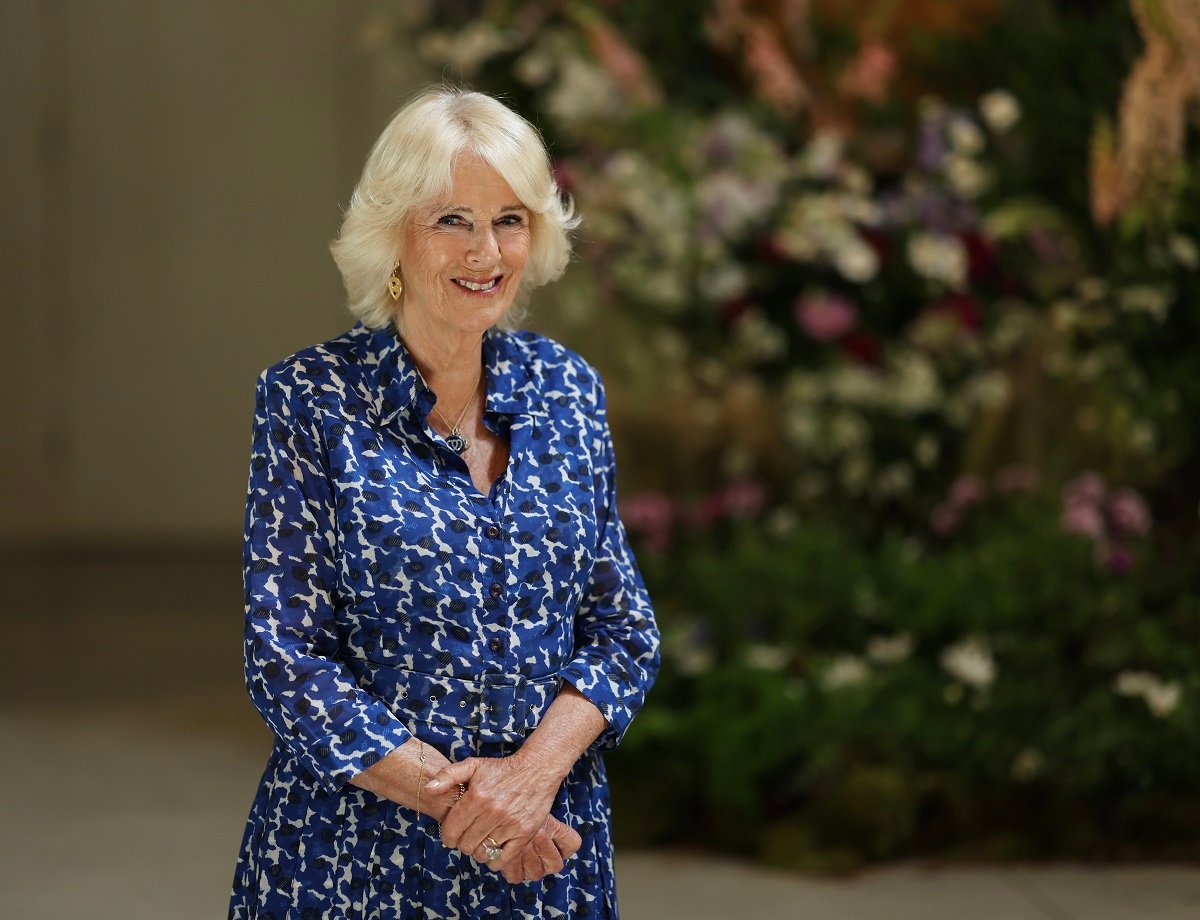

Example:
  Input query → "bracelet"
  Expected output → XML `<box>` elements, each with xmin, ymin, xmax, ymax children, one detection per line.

<box><xmin>415</xmin><ymin>739</ymin><xmax>427</xmax><ymax>816</ymax></box>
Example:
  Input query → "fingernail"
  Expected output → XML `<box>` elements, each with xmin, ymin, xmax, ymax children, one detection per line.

<box><xmin>426</xmin><ymin>779</ymin><xmax>441</xmax><ymax>789</ymax></box>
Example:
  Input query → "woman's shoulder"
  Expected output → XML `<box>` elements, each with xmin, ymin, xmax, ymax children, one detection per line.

<box><xmin>495</xmin><ymin>328</ymin><xmax>605</xmax><ymax>400</ymax></box>
<box><xmin>257</xmin><ymin>322</ymin><xmax>370</xmax><ymax>386</ymax></box>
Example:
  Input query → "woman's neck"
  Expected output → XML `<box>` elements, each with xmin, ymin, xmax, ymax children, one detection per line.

<box><xmin>396</xmin><ymin>311</ymin><xmax>486</xmax><ymax>419</ymax></box>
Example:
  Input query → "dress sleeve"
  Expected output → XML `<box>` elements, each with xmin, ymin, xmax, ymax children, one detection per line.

<box><xmin>558</xmin><ymin>368</ymin><xmax>662</xmax><ymax>751</ymax></box>
<box><xmin>242</xmin><ymin>367</ymin><xmax>412</xmax><ymax>792</ymax></box>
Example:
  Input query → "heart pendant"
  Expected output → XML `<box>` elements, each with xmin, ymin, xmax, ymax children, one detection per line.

<box><xmin>446</xmin><ymin>433</ymin><xmax>468</xmax><ymax>454</ymax></box>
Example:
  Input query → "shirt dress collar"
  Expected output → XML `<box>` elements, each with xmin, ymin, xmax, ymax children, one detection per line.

<box><xmin>360</xmin><ymin>320</ymin><xmax>545</xmax><ymax>429</ymax></box>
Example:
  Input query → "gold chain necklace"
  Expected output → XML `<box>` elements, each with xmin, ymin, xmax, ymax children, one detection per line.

<box><xmin>430</xmin><ymin>369</ymin><xmax>482</xmax><ymax>454</ymax></box>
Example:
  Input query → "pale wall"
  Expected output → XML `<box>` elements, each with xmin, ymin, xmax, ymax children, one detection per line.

<box><xmin>1</xmin><ymin>1</ymin><xmax>419</xmax><ymax>547</ymax></box>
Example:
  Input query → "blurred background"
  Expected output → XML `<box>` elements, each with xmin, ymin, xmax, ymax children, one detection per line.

<box><xmin>4</xmin><ymin>0</ymin><xmax>1200</xmax><ymax>917</ymax></box>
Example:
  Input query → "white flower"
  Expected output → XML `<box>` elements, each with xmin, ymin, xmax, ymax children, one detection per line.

<box><xmin>888</xmin><ymin>351</ymin><xmax>942</xmax><ymax>415</ymax></box>
<box><xmin>1168</xmin><ymin>234</ymin><xmax>1199</xmax><ymax>270</ymax></box>
<box><xmin>946</xmin><ymin>155</ymin><xmax>991</xmax><ymax>199</ymax></box>
<box><xmin>1114</xmin><ymin>670</ymin><xmax>1182</xmax><ymax>718</ymax></box>
<box><xmin>822</xmin><ymin>655</ymin><xmax>870</xmax><ymax>690</ymax></box>
<box><xmin>799</xmin><ymin>131</ymin><xmax>844</xmax><ymax>179</ymax></box>
<box><xmin>766</xmin><ymin>506</ymin><xmax>799</xmax><ymax>538</ymax></box>
<box><xmin>699</xmin><ymin>261</ymin><xmax>750</xmax><ymax>302</ymax></box>
<box><xmin>745</xmin><ymin>643</ymin><xmax>789</xmax><ymax>671</ymax></box>
<box><xmin>545</xmin><ymin>56</ymin><xmax>622</xmax><ymax>126</ymax></box>
<box><xmin>419</xmin><ymin>23</ymin><xmax>509</xmax><ymax>76</ymax></box>
<box><xmin>979</xmin><ymin>90</ymin><xmax>1020</xmax><ymax>134</ymax></box>
<box><xmin>829</xmin><ymin>411</ymin><xmax>871</xmax><ymax>452</ymax></box>
<box><xmin>839</xmin><ymin>451</ymin><xmax>872</xmax><ymax>495</ymax></box>
<box><xmin>940</xmin><ymin>637</ymin><xmax>996</xmax><ymax>689</ymax></box>
<box><xmin>1011</xmin><ymin>747</ymin><xmax>1045</xmax><ymax>782</ymax></box>
<box><xmin>875</xmin><ymin>462</ymin><xmax>915</xmax><ymax>498</ymax></box>
<box><xmin>962</xmin><ymin>371</ymin><xmax>1011</xmax><ymax>410</ymax></box>
<box><xmin>834</xmin><ymin>237</ymin><xmax>880</xmax><ymax>282</ymax></box>
<box><xmin>515</xmin><ymin>48</ymin><xmax>554</xmax><ymax>85</ymax></box>
<box><xmin>914</xmin><ymin>434</ymin><xmax>940</xmax><ymax>468</ymax></box>
<box><xmin>866</xmin><ymin>633</ymin><xmax>914</xmax><ymax>664</ymax></box>
<box><xmin>948</xmin><ymin>118</ymin><xmax>985</xmax><ymax>156</ymax></box>
<box><xmin>733</xmin><ymin>308</ymin><xmax>788</xmax><ymax>362</ymax></box>
<box><xmin>1118</xmin><ymin>285</ymin><xmax>1172</xmax><ymax>322</ymax></box>
<box><xmin>675</xmin><ymin>646</ymin><xmax>714</xmax><ymax>677</ymax></box>
<box><xmin>1145</xmin><ymin>681</ymin><xmax>1182</xmax><ymax>718</ymax></box>
<box><xmin>908</xmin><ymin>232</ymin><xmax>969</xmax><ymax>289</ymax></box>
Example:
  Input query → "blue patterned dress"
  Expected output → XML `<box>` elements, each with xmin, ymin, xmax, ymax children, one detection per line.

<box><xmin>228</xmin><ymin>320</ymin><xmax>660</xmax><ymax>919</ymax></box>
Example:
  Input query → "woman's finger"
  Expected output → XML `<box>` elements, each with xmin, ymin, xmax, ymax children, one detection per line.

<box><xmin>425</xmin><ymin>758</ymin><xmax>478</xmax><ymax>794</ymax></box>
<box><xmin>529</xmin><ymin>825</ymin><xmax>565</xmax><ymax>876</ymax></box>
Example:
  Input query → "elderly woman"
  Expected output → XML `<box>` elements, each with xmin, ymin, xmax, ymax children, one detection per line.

<box><xmin>228</xmin><ymin>87</ymin><xmax>660</xmax><ymax>919</ymax></box>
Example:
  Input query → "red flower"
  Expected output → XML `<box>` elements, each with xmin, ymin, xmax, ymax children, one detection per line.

<box><xmin>963</xmin><ymin>231</ymin><xmax>997</xmax><ymax>284</ymax></box>
<box><xmin>929</xmin><ymin>292</ymin><xmax>983</xmax><ymax>332</ymax></box>
<box><xmin>840</xmin><ymin>330</ymin><xmax>882</xmax><ymax>366</ymax></box>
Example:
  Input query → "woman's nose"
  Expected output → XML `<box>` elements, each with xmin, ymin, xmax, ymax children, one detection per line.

<box><xmin>466</xmin><ymin>224</ymin><xmax>500</xmax><ymax>265</ymax></box>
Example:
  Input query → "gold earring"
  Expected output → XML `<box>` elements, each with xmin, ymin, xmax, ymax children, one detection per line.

<box><xmin>387</xmin><ymin>261</ymin><xmax>403</xmax><ymax>301</ymax></box>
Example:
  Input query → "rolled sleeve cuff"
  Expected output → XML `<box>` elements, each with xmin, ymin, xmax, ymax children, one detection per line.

<box><xmin>558</xmin><ymin>659</ymin><xmax>636</xmax><ymax>753</ymax></box>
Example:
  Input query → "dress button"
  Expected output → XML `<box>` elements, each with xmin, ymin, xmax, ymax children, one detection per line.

<box><xmin>485</xmin><ymin>525</ymin><xmax>501</xmax><ymax>539</ymax></box>
<box><xmin>489</xmin><ymin>583</ymin><xmax>503</xmax><ymax>598</ymax></box>
<box><xmin>488</xmin><ymin>637</ymin><xmax>505</xmax><ymax>655</ymax></box>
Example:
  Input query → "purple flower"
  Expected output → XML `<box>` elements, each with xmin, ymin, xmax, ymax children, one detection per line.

<box><xmin>1105</xmin><ymin>543</ymin><xmax>1134</xmax><ymax>575</ymax></box>
<box><xmin>1108</xmin><ymin>487</ymin><xmax>1151</xmax><ymax>537</ymax></box>
<box><xmin>796</xmin><ymin>292</ymin><xmax>858</xmax><ymax>342</ymax></box>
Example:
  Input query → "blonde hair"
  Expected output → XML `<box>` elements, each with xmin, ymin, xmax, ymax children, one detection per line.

<box><xmin>330</xmin><ymin>87</ymin><xmax>578</xmax><ymax>329</ymax></box>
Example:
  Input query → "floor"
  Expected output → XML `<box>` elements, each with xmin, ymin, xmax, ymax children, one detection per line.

<box><xmin>4</xmin><ymin>556</ymin><xmax>1199</xmax><ymax>919</ymax></box>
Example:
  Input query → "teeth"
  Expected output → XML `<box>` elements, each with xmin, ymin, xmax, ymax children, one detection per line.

<box><xmin>455</xmin><ymin>277</ymin><xmax>499</xmax><ymax>292</ymax></box>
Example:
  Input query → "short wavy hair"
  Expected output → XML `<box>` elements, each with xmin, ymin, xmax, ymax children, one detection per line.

<box><xmin>330</xmin><ymin>87</ymin><xmax>578</xmax><ymax>329</ymax></box>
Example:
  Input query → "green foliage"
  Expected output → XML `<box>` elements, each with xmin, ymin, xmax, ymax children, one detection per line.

<box><xmin>611</xmin><ymin>503</ymin><xmax>1200</xmax><ymax>867</ymax></box>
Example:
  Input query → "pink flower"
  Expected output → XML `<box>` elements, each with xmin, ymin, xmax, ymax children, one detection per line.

<box><xmin>722</xmin><ymin>479</ymin><xmax>767</xmax><ymax>518</ymax></box>
<box><xmin>949</xmin><ymin>473</ymin><xmax>987</xmax><ymax>508</ymax></box>
<box><xmin>744</xmin><ymin>21</ymin><xmax>809</xmax><ymax>114</ymax></box>
<box><xmin>1061</xmin><ymin>502</ymin><xmax>1106</xmax><ymax>541</ymax></box>
<box><xmin>994</xmin><ymin>464</ymin><xmax>1040</xmax><ymax>495</ymax></box>
<box><xmin>689</xmin><ymin>492</ymin><xmax>728</xmax><ymax>529</ymax></box>
<box><xmin>1108</xmin><ymin>487</ymin><xmax>1151</xmax><ymax>537</ymax></box>
<box><xmin>838</xmin><ymin>41</ymin><xmax>896</xmax><ymax>104</ymax></box>
<box><xmin>796</xmin><ymin>293</ymin><xmax>858</xmax><ymax>342</ymax></box>
<box><xmin>622</xmin><ymin>492</ymin><xmax>675</xmax><ymax>552</ymax></box>
<box><xmin>930</xmin><ymin>502</ymin><xmax>961</xmax><ymax>537</ymax></box>
<box><xmin>581</xmin><ymin>14</ymin><xmax>663</xmax><ymax>107</ymax></box>
<box><xmin>1062</xmin><ymin>471</ymin><xmax>1106</xmax><ymax>509</ymax></box>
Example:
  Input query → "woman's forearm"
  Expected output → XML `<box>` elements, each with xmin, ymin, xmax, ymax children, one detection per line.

<box><xmin>511</xmin><ymin>683</ymin><xmax>608</xmax><ymax>784</ymax></box>
<box><xmin>349</xmin><ymin>738</ymin><xmax>457</xmax><ymax>820</ymax></box>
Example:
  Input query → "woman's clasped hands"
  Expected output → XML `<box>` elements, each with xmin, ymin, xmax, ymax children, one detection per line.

<box><xmin>429</xmin><ymin>753</ymin><xmax>580</xmax><ymax>885</ymax></box>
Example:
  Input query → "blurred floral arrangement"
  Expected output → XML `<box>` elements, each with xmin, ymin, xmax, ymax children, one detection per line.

<box><xmin>379</xmin><ymin>0</ymin><xmax>1200</xmax><ymax>867</ymax></box>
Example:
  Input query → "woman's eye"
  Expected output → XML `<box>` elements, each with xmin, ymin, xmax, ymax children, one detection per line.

<box><xmin>437</xmin><ymin>214</ymin><xmax>467</xmax><ymax>227</ymax></box>
<box><xmin>497</xmin><ymin>214</ymin><xmax>525</xmax><ymax>227</ymax></box>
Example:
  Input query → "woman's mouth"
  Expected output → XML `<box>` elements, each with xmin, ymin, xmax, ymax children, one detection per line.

<box><xmin>452</xmin><ymin>275</ymin><xmax>502</xmax><ymax>293</ymax></box>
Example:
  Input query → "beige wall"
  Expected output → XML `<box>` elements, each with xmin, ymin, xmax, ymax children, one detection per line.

<box><xmin>2</xmin><ymin>1</ymin><xmax>418</xmax><ymax>548</ymax></box>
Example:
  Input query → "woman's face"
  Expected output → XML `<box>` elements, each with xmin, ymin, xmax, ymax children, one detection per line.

<box><xmin>397</xmin><ymin>153</ymin><xmax>531</xmax><ymax>339</ymax></box>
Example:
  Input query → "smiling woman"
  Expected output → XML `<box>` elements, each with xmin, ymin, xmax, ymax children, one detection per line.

<box><xmin>227</xmin><ymin>87</ymin><xmax>660</xmax><ymax>920</ymax></box>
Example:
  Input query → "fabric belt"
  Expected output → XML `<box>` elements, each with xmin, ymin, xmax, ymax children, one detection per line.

<box><xmin>353</xmin><ymin>658</ymin><xmax>562</xmax><ymax>743</ymax></box>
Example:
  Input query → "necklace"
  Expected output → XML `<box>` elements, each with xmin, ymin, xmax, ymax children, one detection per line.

<box><xmin>430</xmin><ymin>369</ymin><xmax>482</xmax><ymax>454</ymax></box>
